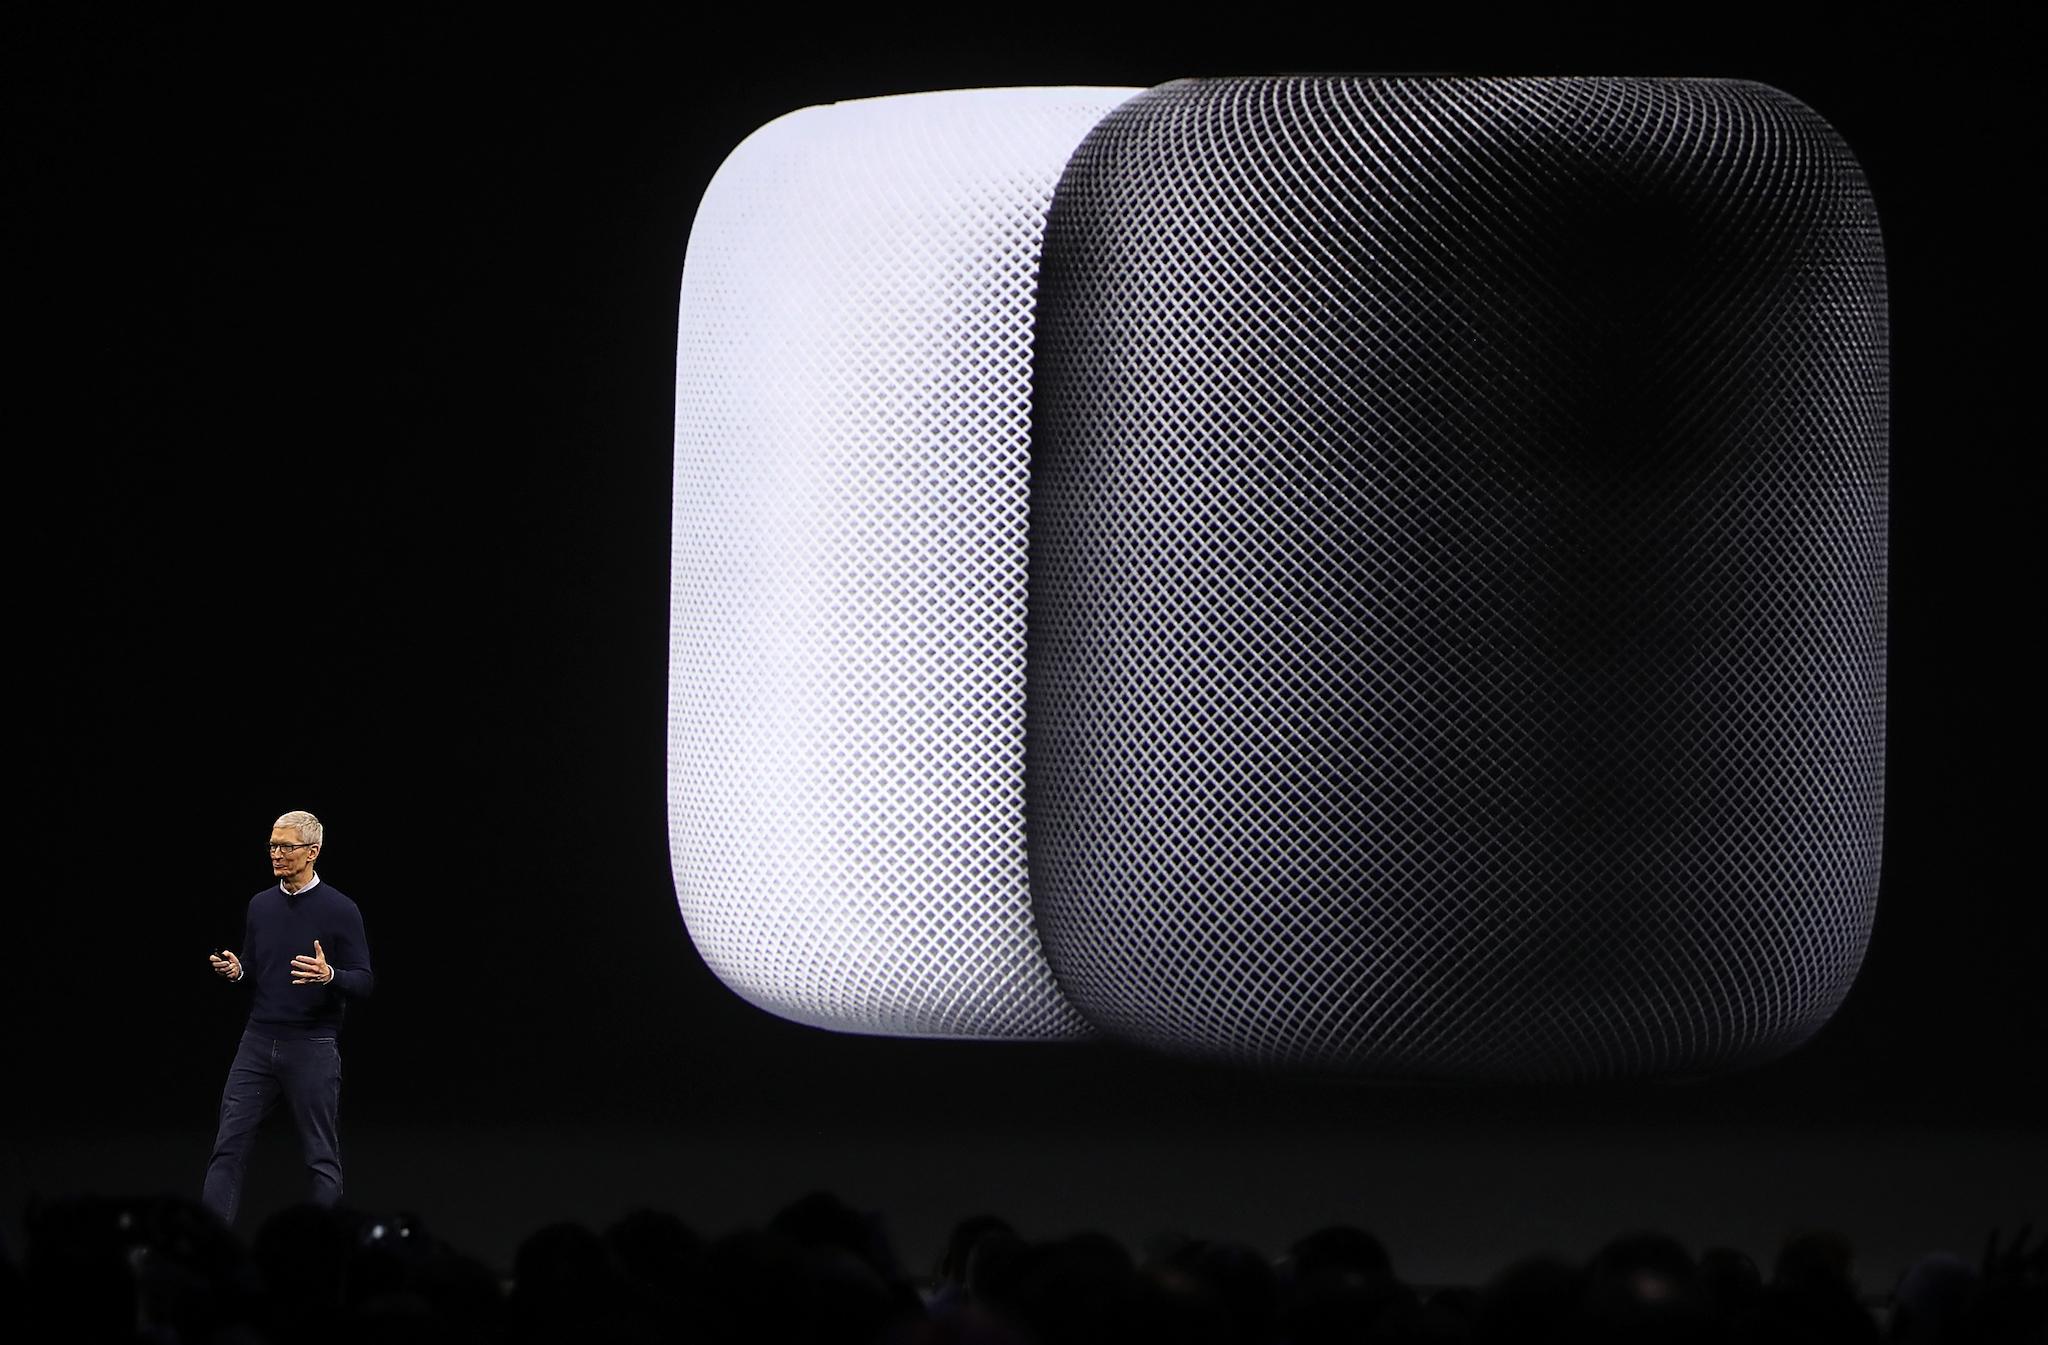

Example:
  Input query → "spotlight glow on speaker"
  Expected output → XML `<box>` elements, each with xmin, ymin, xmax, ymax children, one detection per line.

<box><xmin>669</xmin><ymin>87</ymin><xmax>1135</xmax><ymax>1037</ymax></box>
<box><xmin>1025</xmin><ymin>77</ymin><xmax>1888</xmax><ymax>1079</ymax></box>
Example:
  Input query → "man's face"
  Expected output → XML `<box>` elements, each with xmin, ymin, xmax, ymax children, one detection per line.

<box><xmin>269</xmin><ymin>826</ymin><xmax>320</xmax><ymax>887</ymax></box>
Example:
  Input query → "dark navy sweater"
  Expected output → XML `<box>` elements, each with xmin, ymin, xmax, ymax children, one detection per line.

<box><xmin>235</xmin><ymin>878</ymin><xmax>374</xmax><ymax>1038</ymax></box>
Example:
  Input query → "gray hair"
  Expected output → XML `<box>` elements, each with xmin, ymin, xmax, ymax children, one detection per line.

<box><xmin>274</xmin><ymin>811</ymin><xmax>324</xmax><ymax>847</ymax></box>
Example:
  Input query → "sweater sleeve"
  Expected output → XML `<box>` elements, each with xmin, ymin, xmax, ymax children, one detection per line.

<box><xmin>328</xmin><ymin>898</ymin><xmax>375</xmax><ymax>1000</ymax></box>
<box><xmin>232</xmin><ymin>905</ymin><xmax>252</xmax><ymax>984</ymax></box>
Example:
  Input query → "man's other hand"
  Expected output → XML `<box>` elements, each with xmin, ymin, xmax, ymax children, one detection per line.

<box><xmin>291</xmin><ymin>940</ymin><xmax>333</xmax><ymax>986</ymax></box>
<box><xmin>210</xmin><ymin>951</ymin><xmax>242</xmax><ymax>981</ymax></box>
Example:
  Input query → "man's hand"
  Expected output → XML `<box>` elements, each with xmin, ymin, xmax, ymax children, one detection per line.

<box><xmin>291</xmin><ymin>940</ymin><xmax>334</xmax><ymax>986</ymax></box>
<box><xmin>210</xmin><ymin>950</ymin><xmax>243</xmax><ymax>981</ymax></box>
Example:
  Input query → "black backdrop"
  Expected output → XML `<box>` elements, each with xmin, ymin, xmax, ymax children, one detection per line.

<box><xmin>10</xmin><ymin>7</ymin><xmax>2040</xmax><ymax>1274</ymax></box>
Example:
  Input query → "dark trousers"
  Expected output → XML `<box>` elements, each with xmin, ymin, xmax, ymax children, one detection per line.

<box><xmin>201</xmin><ymin>1028</ymin><xmax>344</xmax><ymax>1226</ymax></box>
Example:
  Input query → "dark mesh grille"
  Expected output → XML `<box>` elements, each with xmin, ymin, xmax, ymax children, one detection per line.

<box><xmin>1025</xmin><ymin>78</ymin><xmax>1887</xmax><ymax>1079</ymax></box>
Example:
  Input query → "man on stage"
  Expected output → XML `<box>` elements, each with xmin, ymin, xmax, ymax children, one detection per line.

<box><xmin>202</xmin><ymin>810</ymin><xmax>374</xmax><ymax>1226</ymax></box>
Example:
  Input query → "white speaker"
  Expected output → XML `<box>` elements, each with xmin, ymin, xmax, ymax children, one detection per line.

<box><xmin>668</xmin><ymin>87</ymin><xmax>1136</xmax><ymax>1037</ymax></box>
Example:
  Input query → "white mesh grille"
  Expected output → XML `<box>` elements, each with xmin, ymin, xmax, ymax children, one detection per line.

<box><xmin>669</xmin><ymin>88</ymin><xmax>1133</xmax><ymax>1037</ymax></box>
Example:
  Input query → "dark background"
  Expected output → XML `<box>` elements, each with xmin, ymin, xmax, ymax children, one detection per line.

<box><xmin>9</xmin><ymin>8</ymin><xmax>2038</xmax><ymax>1283</ymax></box>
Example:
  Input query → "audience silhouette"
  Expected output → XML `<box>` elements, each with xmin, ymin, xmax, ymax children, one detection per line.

<box><xmin>5</xmin><ymin>1191</ymin><xmax>2041</xmax><ymax>1342</ymax></box>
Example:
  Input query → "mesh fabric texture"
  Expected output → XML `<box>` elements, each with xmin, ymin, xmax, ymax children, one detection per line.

<box><xmin>1026</xmin><ymin>77</ymin><xmax>1888</xmax><ymax>1078</ymax></box>
<box><xmin>671</xmin><ymin>88</ymin><xmax>1134</xmax><ymax>1038</ymax></box>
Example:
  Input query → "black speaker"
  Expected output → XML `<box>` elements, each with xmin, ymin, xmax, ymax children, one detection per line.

<box><xmin>1025</xmin><ymin>77</ymin><xmax>1887</xmax><ymax>1079</ymax></box>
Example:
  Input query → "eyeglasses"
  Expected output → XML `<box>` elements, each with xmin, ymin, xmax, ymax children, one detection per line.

<box><xmin>267</xmin><ymin>842</ymin><xmax>316</xmax><ymax>854</ymax></box>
